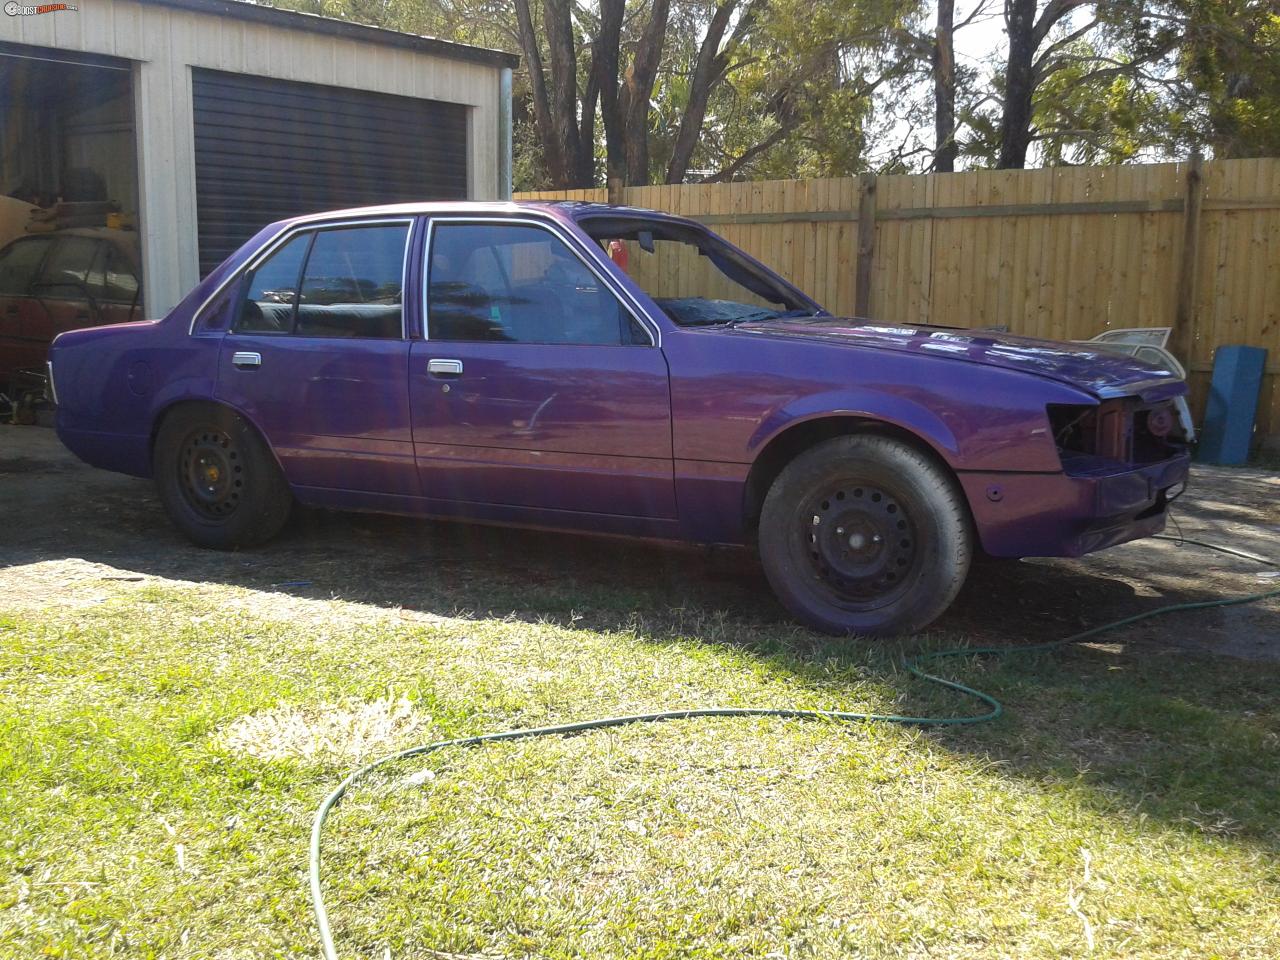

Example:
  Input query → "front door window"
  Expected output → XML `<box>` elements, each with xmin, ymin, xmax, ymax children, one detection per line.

<box><xmin>427</xmin><ymin>222</ymin><xmax>649</xmax><ymax>345</ymax></box>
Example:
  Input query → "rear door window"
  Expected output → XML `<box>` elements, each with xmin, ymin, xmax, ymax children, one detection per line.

<box><xmin>295</xmin><ymin>225</ymin><xmax>408</xmax><ymax>339</ymax></box>
<box><xmin>102</xmin><ymin>245</ymin><xmax>140</xmax><ymax>303</ymax></box>
<box><xmin>235</xmin><ymin>223</ymin><xmax>409</xmax><ymax>338</ymax></box>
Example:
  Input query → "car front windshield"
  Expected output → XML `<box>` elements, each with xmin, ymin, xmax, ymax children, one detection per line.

<box><xmin>578</xmin><ymin>216</ymin><xmax>819</xmax><ymax>327</ymax></box>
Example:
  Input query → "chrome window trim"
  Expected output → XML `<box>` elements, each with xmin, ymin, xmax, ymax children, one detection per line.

<box><xmin>188</xmin><ymin>216</ymin><xmax>416</xmax><ymax>339</ymax></box>
<box><xmin>420</xmin><ymin>215</ymin><xmax>660</xmax><ymax>348</ymax></box>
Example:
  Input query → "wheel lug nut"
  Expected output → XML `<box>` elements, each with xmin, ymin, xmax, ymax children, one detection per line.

<box><xmin>836</xmin><ymin>527</ymin><xmax>844</xmax><ymax>535</ymax></box>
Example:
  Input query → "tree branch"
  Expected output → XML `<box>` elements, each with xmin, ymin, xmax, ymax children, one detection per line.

<box><xmin>704</xmin><ymin>114</ymin><xmax>804</xmax><ymax>181</ymax></box>
<box><xmin>1031</xmin><ymin>0</ymin><xmax>1092</xmax><ymax>48</ymax></box>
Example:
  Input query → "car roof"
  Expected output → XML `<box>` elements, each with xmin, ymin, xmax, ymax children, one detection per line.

<box><xmin>267</xmin><ymin>200</ymin><xmax>696</xmax><ymax>230</ymax></box>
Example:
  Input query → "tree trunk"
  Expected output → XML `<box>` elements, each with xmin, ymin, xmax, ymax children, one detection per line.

<box><xmin>542</xmin><ymin>0</ymin><xmax>583</xmax><ymax>187</ymax></box>
<box><xmin>595</xmin><ymin>0</ymin><xmax>626</xmax><ymax>184</ymax></box>
<box><xmin>513</xmin><ymin>0</ymin><xmax>564</xmax><ymax>184</ymax></box>
<box><xmin>618</xmin><ymin>0</ymin><xmax>671</xmax><ymax>185</ymax></box>
<box><xmin>579</xmin><ymin>68</ymin><xmax>600</xmax><ymax>186</ymax></box>
<box><xmin>664</xmin><ymin>0</ymin><xmax>739</xmax><ymax>184</ymax></box>
<box><xmin>998</xmin><ymin>0</ymin><xmax>1038</xmax><ymax>168</ymax></box>
<box><xmin>933</xmin><ymin>0</ymin><xmax>957</xmax><ymax>172</ymax></box>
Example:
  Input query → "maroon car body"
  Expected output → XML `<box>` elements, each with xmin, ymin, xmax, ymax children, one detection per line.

<box><xmin>0</xmin><ymin>227</ymin><xmax>141</xmax><ymax>388</ymax></box>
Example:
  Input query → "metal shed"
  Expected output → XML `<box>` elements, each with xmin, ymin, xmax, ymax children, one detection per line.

<box><xmin>0</xmin><ymin>0</ymin><xmax>516</xmax><ymax>326</ymax></box>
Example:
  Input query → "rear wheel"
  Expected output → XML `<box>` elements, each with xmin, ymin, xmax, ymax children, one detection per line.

<box><xmin>758</xmin><ymin>434</ymin><xmax>971</xmax><ymax>636</ymax></box>
<box><xmin>153</xmin><ymin>404</ymin><xmax>291</xmax><ymax>549</ymax></box>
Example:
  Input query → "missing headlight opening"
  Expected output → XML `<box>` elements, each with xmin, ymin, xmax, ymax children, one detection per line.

<box><xmin>1048</xmin><ymin>399</ymin><xmax>1187</xmax><ymax>470</ymax></box>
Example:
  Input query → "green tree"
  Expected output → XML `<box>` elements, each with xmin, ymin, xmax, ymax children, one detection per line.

<box><xmin>1173</xmin><ymin>0</ymin><xmax>1280</xmax><ymax>157</ymax></box>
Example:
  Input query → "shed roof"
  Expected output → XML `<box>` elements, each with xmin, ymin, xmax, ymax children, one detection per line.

<box><xmin>149</xmin><ymin>0</ymin><xmax>520</xmax><ymax>69</ymax></box>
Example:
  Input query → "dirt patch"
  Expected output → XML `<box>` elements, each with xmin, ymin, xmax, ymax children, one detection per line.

<box><xmin>2</xmin><ymin>423</ymin><xmax>1277</xmax><ymax>659</ymax></box>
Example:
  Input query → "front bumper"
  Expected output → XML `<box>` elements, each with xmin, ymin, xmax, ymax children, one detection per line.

<box><xmin>960</xmin><ymin>452</ymin><xmax>1190</xmax><ymax>558</ymax></box>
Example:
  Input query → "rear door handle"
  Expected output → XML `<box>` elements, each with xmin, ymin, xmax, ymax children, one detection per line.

<box><xmin>427</xmin><ymin>358</ymin><xmax>463</xmax><ymax>377</ymax></box>
<box><xmin>232</xmin><ymin>351</ymin><xmax>262</xmax><ymax>369</ymax></box>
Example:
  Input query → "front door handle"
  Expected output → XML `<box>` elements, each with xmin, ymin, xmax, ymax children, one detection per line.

<box><xmin>232</xmin><ymin>351</ymin><xmax>262</xmax><ymax>369</ymax></box>
<box><xmin>427</xmin><ymin>358</ymin><xmax>463</xmax><ymax>377</ymax></box>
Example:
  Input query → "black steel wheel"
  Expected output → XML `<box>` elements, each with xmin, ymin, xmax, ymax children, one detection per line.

<box><xmin>177</xmin><ymin>427</ymin><xmax>244</xmax><ymax>520</ymax></box>
<box><xmin>759</xmin><ymin>434</ymin><xmax>972</xmax><ymax>636</ymax></box>
<box><xmin>154</xmin><ymin>404</ymin><xmax>291</xmax><ymax>549</ymax></box>
<box><xmin>802</xmin><ymin>482</ymin><xmax>919</xmax><ymax>609</ymax></box>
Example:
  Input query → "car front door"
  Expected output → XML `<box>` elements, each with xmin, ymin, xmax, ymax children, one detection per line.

<box><xmin>0</xmin><ymin>236</ymin><xmax>55</xmax><ymax>377</ymax></box>
<box><xmin>410</xmin><ymin>218</ymin><xmax>675</xmax><ymax>520</ymax></box>
<box><xmin>213</xmin><ymin>219</ymin><xmax>419</xmax><ymax>498</ymax></box>
<box><xmin>25</xmin><ymin>235</ymin><xmax>103</xmax><ymax>351</ymax></box>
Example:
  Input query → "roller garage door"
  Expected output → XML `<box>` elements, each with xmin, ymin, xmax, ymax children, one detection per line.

<box><xmin>191</xmin><ymin>69</ymin><xmax>468</xmax><ymax>276</ymax></box>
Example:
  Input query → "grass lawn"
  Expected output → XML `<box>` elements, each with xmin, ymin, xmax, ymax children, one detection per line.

<box><xmin>2</xmin><ymin>578</ymin><xmax>1279</xmax><ymax>959</ymax></box>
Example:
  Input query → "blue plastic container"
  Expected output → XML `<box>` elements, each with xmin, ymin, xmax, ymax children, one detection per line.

<box><xmin>1197</xmin><ymin>345</ymin><xmax>1267</xmax><ymax>465</ymax></box>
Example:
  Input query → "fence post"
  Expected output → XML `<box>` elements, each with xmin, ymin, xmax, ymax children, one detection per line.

<box><xmin>1171</xmin><ymin>151</ymin><xmax>1203</xmax><ymax>365</ymax></box>
<box><xmin>855</xmin><ymin>173</ymin><xmax>878</xmax><ymax>318</ymax></box>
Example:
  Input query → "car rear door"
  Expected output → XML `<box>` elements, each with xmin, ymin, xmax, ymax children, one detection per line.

<box><xmin>409</xmin><ymin>217</ymin><xmax>676</xmax><ymax>520</ymax></box>
<box><xmin>214</xmin><ymin>218</ymin><xmax>418</xmax><ymax>498</ymax></box>
<box><xmin>88</xmin><ymin>239</ymin><xmax>143</xmax><ymax>325</ymax></box>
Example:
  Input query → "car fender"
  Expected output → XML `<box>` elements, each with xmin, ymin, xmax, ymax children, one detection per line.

<box><xmin>148</xmin><ymin>376</ymin><xmax>225</xmax><ymax>437</ymax></box>
<box><xmin>748</xmin><ymin>389</ymin><xmax>962</xmax><ymax>466</ymax></box>
<box><xmin>148</xmin><ymin>386</ymin><xmax>289</xmax><ymax>478</ymax></box>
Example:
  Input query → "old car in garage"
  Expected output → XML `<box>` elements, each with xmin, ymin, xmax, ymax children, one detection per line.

<box><xmin>46</xmin><ymin>202</ymin><xmax>1191</xmax><ymax>636</ymax></box>
<box><xmin>0</xmin><ymin>227</ymin><xmax>140</xmax><ymax>393</ymax></box>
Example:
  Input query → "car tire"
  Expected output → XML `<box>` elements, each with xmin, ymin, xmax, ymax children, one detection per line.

<box><xmin>758</xmin><ymin>434</ymin><xmax>972</xmax><ymax>636</ymax></box>
<box><xmin>153</xmin><ymin>404</ymin><xmax>292</xmax><ymax>550</ymax></box>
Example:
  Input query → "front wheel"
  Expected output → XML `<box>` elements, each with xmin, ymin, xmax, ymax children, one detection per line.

<box><xmin>153</xmin><ymin>404</ymin><xmax>292</xmax><ymax>549</ymax></box>
<box><xmin>758</xmin><ymin>435</ymin><xmax>972</xmax><ymax>636</ymax></box>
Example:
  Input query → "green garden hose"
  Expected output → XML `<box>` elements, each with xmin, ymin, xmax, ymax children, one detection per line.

<box><xmin>309</xmin><ymin>539</ymin><xmax>1279</xmax><ymax>960</ymax></box>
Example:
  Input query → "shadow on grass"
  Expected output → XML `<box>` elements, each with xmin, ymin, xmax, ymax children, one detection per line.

<box><xmin>5</xmin><ymin>442</ymin><xmax>1279</xmax><ymax>856</ymax></box>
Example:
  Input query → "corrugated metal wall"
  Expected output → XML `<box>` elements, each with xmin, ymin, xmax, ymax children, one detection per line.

<box><xmin>191</xmin><ymin>70</ymin><xmax>467</xmax><ymax>275</ymax></box>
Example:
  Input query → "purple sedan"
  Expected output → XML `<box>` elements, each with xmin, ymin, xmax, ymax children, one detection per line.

<box><xmin>47</xmin><ymin>202</ymin><xmax>1190</xmax><ymax>635</ymax></box>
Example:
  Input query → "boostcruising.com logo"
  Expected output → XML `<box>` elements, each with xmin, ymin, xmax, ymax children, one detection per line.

<box><xmin>5</xmin><ymin>1</ymin><xmax>79</xmax><ymax>14</ymax></box>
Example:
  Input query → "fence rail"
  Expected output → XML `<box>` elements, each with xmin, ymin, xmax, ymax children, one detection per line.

<box><xmin>518</xmin><ymin>157</ymin><xmax>1280</xmax><ymax>445</ymax></box>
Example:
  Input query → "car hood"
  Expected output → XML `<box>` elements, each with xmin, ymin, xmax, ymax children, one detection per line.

<box><xmin>730</xmin><ymin>318</ymin><xmax>1185</xmax><ymax>400</ymax></box>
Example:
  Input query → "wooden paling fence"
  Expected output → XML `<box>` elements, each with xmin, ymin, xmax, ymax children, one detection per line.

<box><xmin>518</xmin><ymin>158</ymin><xmax>1280</xmax><ymax>446</ymax></box>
